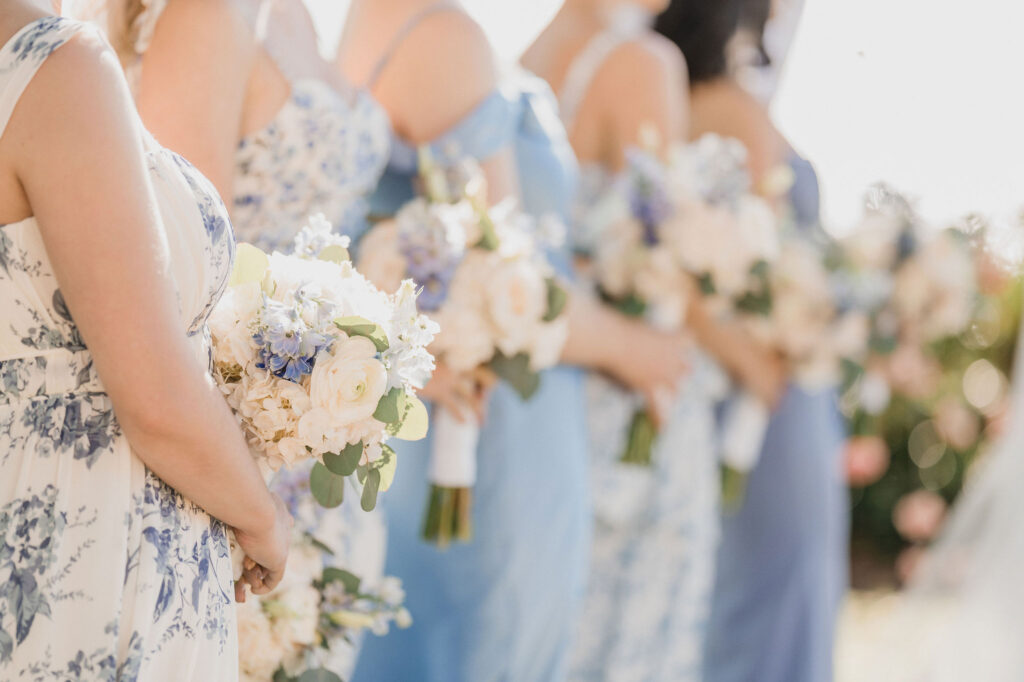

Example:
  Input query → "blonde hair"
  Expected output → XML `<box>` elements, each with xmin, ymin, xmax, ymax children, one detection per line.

<box><xmin>75</xmin><ymin>0</ymin><xmax>146</xmax><ymax>66</ymax></box>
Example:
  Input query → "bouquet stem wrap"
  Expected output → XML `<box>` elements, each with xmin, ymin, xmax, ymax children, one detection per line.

<box><xmin>718</xmin><ymin>390</ymin><xmax>770</xmax><ymax>510</ymax></box>
<box><xmin>422</xmin><ymin>407</ymin><xmax>479</xmax><ymax>546</ymax></box>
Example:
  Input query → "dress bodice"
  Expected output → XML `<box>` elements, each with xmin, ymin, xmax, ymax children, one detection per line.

<box><xmin>130</xmin><ymin>2</ymin><xmax>391</xmax><ymax>253</ymax></box>
<box><xmin>232</xmin><ymin>79</ymin><xmax>391</xmax><ymax>250</ymax></box>
<box><xmin>369</xmin><ymin>71</ymin><xmax>579</xmax><ymax>275</ymax></box>
<box><xmin>0</xmin><ymin>17</ymin><xmax>233</xmax><ymax>369</ymax></box>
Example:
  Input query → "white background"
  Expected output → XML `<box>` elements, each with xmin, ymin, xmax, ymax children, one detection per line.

<box><xmin>309</xmin><ymin>0</ymin><xmax>1024</xmax><ymax>237</ymax></box>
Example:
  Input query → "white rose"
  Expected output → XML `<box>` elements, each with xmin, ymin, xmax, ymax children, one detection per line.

<box><xmin>268</xmin><ymin>584</ymin><xmax>320</xmax><ymax>648</ymax></box>
<box><xmin>310</xmin><ymin>336</ymin><xmax>388</xmax><ymax>425</ymax></box>
<box><xmin>432</xmin><ymin>306</ymin><xmax>495</xmax><ymax>372</ymax></box>
<box><xmin>297</xmin><ymin>407</ymin><xmax>333</xmax><ymax>451</ymax></box>
<box><xmin>237</xmin><ymin>599</ymin><xmax>286</xmax><ymax>681</ymax></box>
<box><xmin>357</xmin><ymin>221</ymin><xmax>406</xmax><ymax>293</ymax></box>
<box><xmin>486</xmin><ymin>259</ymin><xmax>548</xmax><ymax>358</ymax></box>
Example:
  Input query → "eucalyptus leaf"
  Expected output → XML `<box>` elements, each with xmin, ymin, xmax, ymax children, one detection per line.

<box><xmin>474</xmin><ymin>209</ymin><xmax>500</xmax><ymax>251</ymax></box>
<box><xmin>374</xmin><ymin>387</ymin><xmax>406</xmax><ymax>424</ymax></box>
<box><xmin>376</xmin><ymin>444</ymin><xmax>398</xmax><ymax>492</ymax></box>
<box><xmin>334</xmin><ymin>316</ymin><xmax>390</xmax><ymax>352</ymax></box>
<box><xmin>322</xmin><ymin>441</ymin><xmax>363</xmax><ymax>477</ymax></box>
<box><xmin>317</xmin><ymin>245</ymin><xmax>350</xmax><ymax>264</ymax></box>
<box><xmin>297</xmin><ymin>670</ymin><xmax>343</xmax><ymax>682</ymax></box>
<box><xmin>543</xmin><ymin>278</ymin><xmax>568</xmax><ymax>322</ymax></box>
<box><xmin>310</xmin><ymin>462</ymin><xmax>345</xmax><ymax>508</ymax></box>
<box><xmin>361</xmin><ymin>468</ymin><xmax>382</xmax><ymax>512</ymax></box>
<box><xmin>488</xmin><ymin>352</ymin><xmax>541</xmax><ymax>400</ymax></box>
<box><xmin>388</xmin><ymin>394</ymin><xmax>429</xmax><ymax>441</ymax></box>
<box><xmin>321</xmin><ymin>567</ymin><xmax>361</xmax><ymax>594</ymax></box>
<box><xmin>229</xmin><ymin>243</ymin><xmax>269</xmax><ymax>287</ymax></box>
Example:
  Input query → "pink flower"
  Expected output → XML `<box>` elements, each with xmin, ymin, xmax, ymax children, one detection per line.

<box><xmin>844</xmin><ymin>436</ymin><xmax>890</xmax><ymax>487</ymax></box>
<box><xmin>893</xmin><ymin>489</ymin><xmax>947</xmax><ymax>543</ymax></box>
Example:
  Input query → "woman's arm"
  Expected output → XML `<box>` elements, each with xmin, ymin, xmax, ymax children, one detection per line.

<box><xmin>9</xmin><ymin>28</ymin><xmax>288</xmax><ymax>591</ymax></box>
<box><xmin>134</xmin><ymin>0</ymin><xmax>254</xmax><ymax>202</ymax></box>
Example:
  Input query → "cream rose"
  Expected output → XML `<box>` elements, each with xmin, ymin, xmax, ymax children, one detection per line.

<box><xmin>486</xmin><ymin>259</ymin><xmax>548</xmax><ymax>358</ymax></box>
<box><xmin>237</xmin><ymin>599</ymin><xmax>286</xmax><ymax>681</ymax></box>
<box><xmin>356</xmin><ymin>221</ymin><xmax>406</xmax><ymax>294</ymax></box>
<box><xmin>310</xmin><ymin>335</ymin><xmax>388</xmax><ymax>425</ymax></box>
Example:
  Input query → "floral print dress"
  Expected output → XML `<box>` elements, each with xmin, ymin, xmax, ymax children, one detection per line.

<box><xmin>0</xmin><ymin>17</ymin><xmax>237</xmax><ymax>682</ymax></box>
<box><xmin>129</xmin><ymin>4</ymin><xmax>393</xmax><ymax>679</ymax></box>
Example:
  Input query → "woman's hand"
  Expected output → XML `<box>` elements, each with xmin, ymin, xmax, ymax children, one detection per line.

<box><xmin>418</xmin><ymin>363</ymin><xmax>495</xmax><ymax>423</ymax></box>
<box><xmin>605</xmin><ymin>322</ymin><xmax>692</xmax><ymax>429</ymax></box>
<box><xmin>234</xmin><ymin>492</ymin><xmax>294</xmax><ymax>602</ymax></box>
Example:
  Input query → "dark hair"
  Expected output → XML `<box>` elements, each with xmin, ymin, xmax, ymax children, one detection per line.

<box><xmin>653</xmin><ymin>0</ymin><xmax>745</xmax><ymax>84</ymax></box>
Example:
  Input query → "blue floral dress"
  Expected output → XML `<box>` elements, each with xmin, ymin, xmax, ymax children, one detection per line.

<box><xmin>0</xmin><ymin>17</ymin><xmax>237</xmax><ymax>681</ymax></box>
<box><xmin>353</xmin><ymin>73</ymin><xmax>591</xmax><ymax>682</ymax></box>
<box><xmin>129</xmin><ymin>4</ymin><xmax>394</xmax><ymax>678</ymax></box>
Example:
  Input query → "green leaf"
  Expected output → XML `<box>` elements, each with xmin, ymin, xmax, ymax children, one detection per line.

<box><xmin>297</xmin><ymin>670</ymin><xmax>343</xmax><ymax>682</ymax></box>
<box><xmin>361</xmin><ymin>468</ymin><xmax>382</xmax><ymax>512</ymax></box>
<box><xmin>321</xmin><ymin>567</ymin><xmax>361</xmax><ymax>594</ymax></box>
<box><xmin>229</xmin><ymin>243</ymin><xmax>269</xmax><ymax>287</ymax></box>
<box><xmin>600</xmin><ymin>288</ymin><xmax>646</xmax><ymax>318</ymax></box>
<box><xmin>305</xmin><ymin>534</ymin><xmax>335</xmax><ymax>556</ymax></box>
<box><xmin>272</xmin><ymin>669</ymin><xmax>296</xmax><ymax>682</ymax></box>
<box><xmin>543</xmin><ymin>278</ymin><xmax>568</xmax><ymax>322</ymax></box>
<box><xmin>356</xmin><ymin>464</ymin><xmax>368</xmax><ymax>484</ymax></box>
<box><xmin>322</xmin><ymin>441</ymin><xmax>363</xmax><ymax>477</ymax></box>
<box><xmin>474</xmin><ymin>210</ymin><xmax>500</xmax><ymax>251</ymax></box>
<box><xmin>374</xmin><ymin>387</ymin><xmax>406</xmax><ymax>424</ymax></box>
<box><xmin>697</xmin><ymin>273</ymin><xmax>716</xmax><ymax>296</ymax></box>
<box><xmin>388</xmin><ymin>394</ymin><xmax>429</xmax><ymax>441</ymax></box>
<box><xmin>375</xmin><ymin>444</ymin><xmax>398</xmax><ymax>492</ymax></box>
<box><xmin>309</xmin><ymin>462</ymin><xmax>345</xmax><ymax>508</ymax></box>
<box><xmin>333</xmin><ymin>316</ymin><xmax>390</xmax><ymax>352</ymax></box>
<box><xmin>317</xmin><ymin>244</ymin><xmax>350</xmax><ymax>264</ymax></box>
<box><xmin>488</xmin><ymin>352</ymin><xmax>541</xmax><ymax>400</ymax></box>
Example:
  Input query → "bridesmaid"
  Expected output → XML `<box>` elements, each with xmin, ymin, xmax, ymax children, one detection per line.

<box><xmin>105</xmin><ymin>0</ymin><xmax>400</xmax><ymax>675</ymax></box>
<box><xmin>338</xmin><ymin>2</ymin><xmax>689</xmax><ymax>680</ymax></box>
<box><xmin>656</xmin><ymin>2</ymin><xmax>849</xmax><ymax>681</ymax></box>
<box><xmin>0</xmin><ymin>2</ymin><xmax>289</xmax><ymax>679</ymax></box>
<box><xmin>525</xmin><ymin>2</ymin><xmax>784</xmax><ymax>679</ymax></box>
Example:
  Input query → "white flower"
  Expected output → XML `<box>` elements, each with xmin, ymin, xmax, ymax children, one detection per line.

<box><xmin>209</xmin><ymin>283</ymin><xmax>262</xmax><ymax>367</ymax></box>
<box><xmin>357</xmin><ymin>221</ymin><xmax>406</xmax><ymax>293</ymax></box>
<box><xmin>309</xmin><ymin>335</ymin><xmax>388</xmax><ymax>426</ymax></box>
<box><xmin>237</xmin><ymin>599</ymin><xmax>287</xmax><ymax>681</ymax></box>
<box><xmin>267</xmin><ymin>584</ymin><xmax>321</xmax><ymax>649</ymax></box>
<box><xmin>432</xmin><ymin>305</ymin><xmax>496</xmax><ymax>372</ymax></box>
<box><xmin>377</xmin><ymin>576</ymin><xmax>406</xmax><ymax>606</ymax></box>
<box><xmin>486</xmin><ymin>259</ymin><xmax>548</xmax><ymax>358</ymax></box>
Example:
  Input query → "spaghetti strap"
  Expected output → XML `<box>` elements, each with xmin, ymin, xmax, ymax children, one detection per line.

<box><xmin>364</xmin><ymin>1</ymin><xmax>461</xmax><ymax>90</ymax></box>
<box><xmin>0</xmin><ymin>17</ymin><xmax>88</xmax><ymax>140</ymax></box>
<box><xmin>557</xmin><ymin>26</ymin><xmax>639</xmax><ymax>133</ymax></box>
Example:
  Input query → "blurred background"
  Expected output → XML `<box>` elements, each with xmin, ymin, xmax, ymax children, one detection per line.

<box><xmin>308</xmin><ymin>1</ymin><xmax>1024</xmax><ymax>678</ymax></box>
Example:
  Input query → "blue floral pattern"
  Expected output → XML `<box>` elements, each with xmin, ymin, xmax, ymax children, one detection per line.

<box><xmin>232</xmin><ymin>81</ymin><xmax>391</xmax><ymax>251</ymax></box>
<box><xmin>0</xmin><ymin>17</ymin><xmax>237</xmax><ymax>681</ymax></box>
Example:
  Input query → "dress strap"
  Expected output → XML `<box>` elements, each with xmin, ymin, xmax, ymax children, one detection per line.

<box><xmin>558</xmin><ymin>26</ymin><xmax>637</xmax><ymax>133</ymax></box>
<box><xmin>364</xmin><ymin>1</ymin><xmax>461</xmax><ymax>90</ymax></box>
<box><xmin>0</xmin><ymin>17</ymin><xmax>89</xmax><ymax>140</ymax></box>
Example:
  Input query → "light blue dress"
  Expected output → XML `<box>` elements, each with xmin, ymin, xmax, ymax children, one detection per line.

<box><xmin>704</xmin><ymin>154</ymin><xmax>849</xmax><ymax>682</ymax></box>
<box><xmin>352</xmin><ymin>74</ymin><xmax>590</xmax><ymax>682</ymax></box>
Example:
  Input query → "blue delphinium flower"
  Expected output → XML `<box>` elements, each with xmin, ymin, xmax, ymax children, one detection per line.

<box><xmin>625</xmin><ymin>148</ymin><xmax>672</xmax><ymax>246</ymax></box>
<box><xmin>253</xmin><ymin>298</ymin><xmax>332</xmax><ymax>382</ymax></box>
<box><xmin>397</xmin><ymin>206</ymin><xmax>464</xmax><ymax>312</ymax></box>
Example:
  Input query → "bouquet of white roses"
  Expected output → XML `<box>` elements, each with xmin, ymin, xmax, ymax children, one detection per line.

<box><xmin>358</xmin><ymin>154</ymin><xmax>570</xmax><ymax>546</ymax></box>
<box><xmin>237</xmin><ymin>536</ymin><xmax>410</xmax><ymax>682</ymax></box>
<box><xmin>209</xmin><ymin>215</ymin><xmax>438</xmax><ymax>524</ymax></box>
<box><xmin>581</xmin><ymin>134</ymin><xmax>778</xmax><ymax>467</ymax></box>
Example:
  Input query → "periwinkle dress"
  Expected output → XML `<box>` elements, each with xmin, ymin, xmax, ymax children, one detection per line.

<box><xmin>352</xmin><ymin>74</ymin><xmax>590</xmax><ymax>682</ymax></box>
<box><xmin>704</xmin><ymin>154</ymin><xmax>849</xmax><ymax>682</ymax></box>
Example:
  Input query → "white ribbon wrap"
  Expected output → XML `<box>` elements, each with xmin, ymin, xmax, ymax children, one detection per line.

<box><xmin>429</xmin><ymin>407</ymin><xmax>479</xmax><ymax>488</ymax></box>
<box><xmin>719</xmin><ymin>390</ymin><xmax>770</xmax><ymax>473</ymax></box>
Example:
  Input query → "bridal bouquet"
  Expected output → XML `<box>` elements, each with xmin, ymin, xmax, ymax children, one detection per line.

<box><xmin>358</xmin><ymin>154</ymin><xmax>570</xmax><ymax>546</ymax></box>
<box><xmin>209</xmin><ymin>215</ymin><xmax>438</xmax><ymax>521</ymax></box>
<box><xmin>582</xmin><ymin>134</ymin><xmax>778</xmax><ymax>467</ymax></box>
<box><xmin>237</xmin><ymin>537</ymin><xmax>411</xmax><ymax>682</ymax></box>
